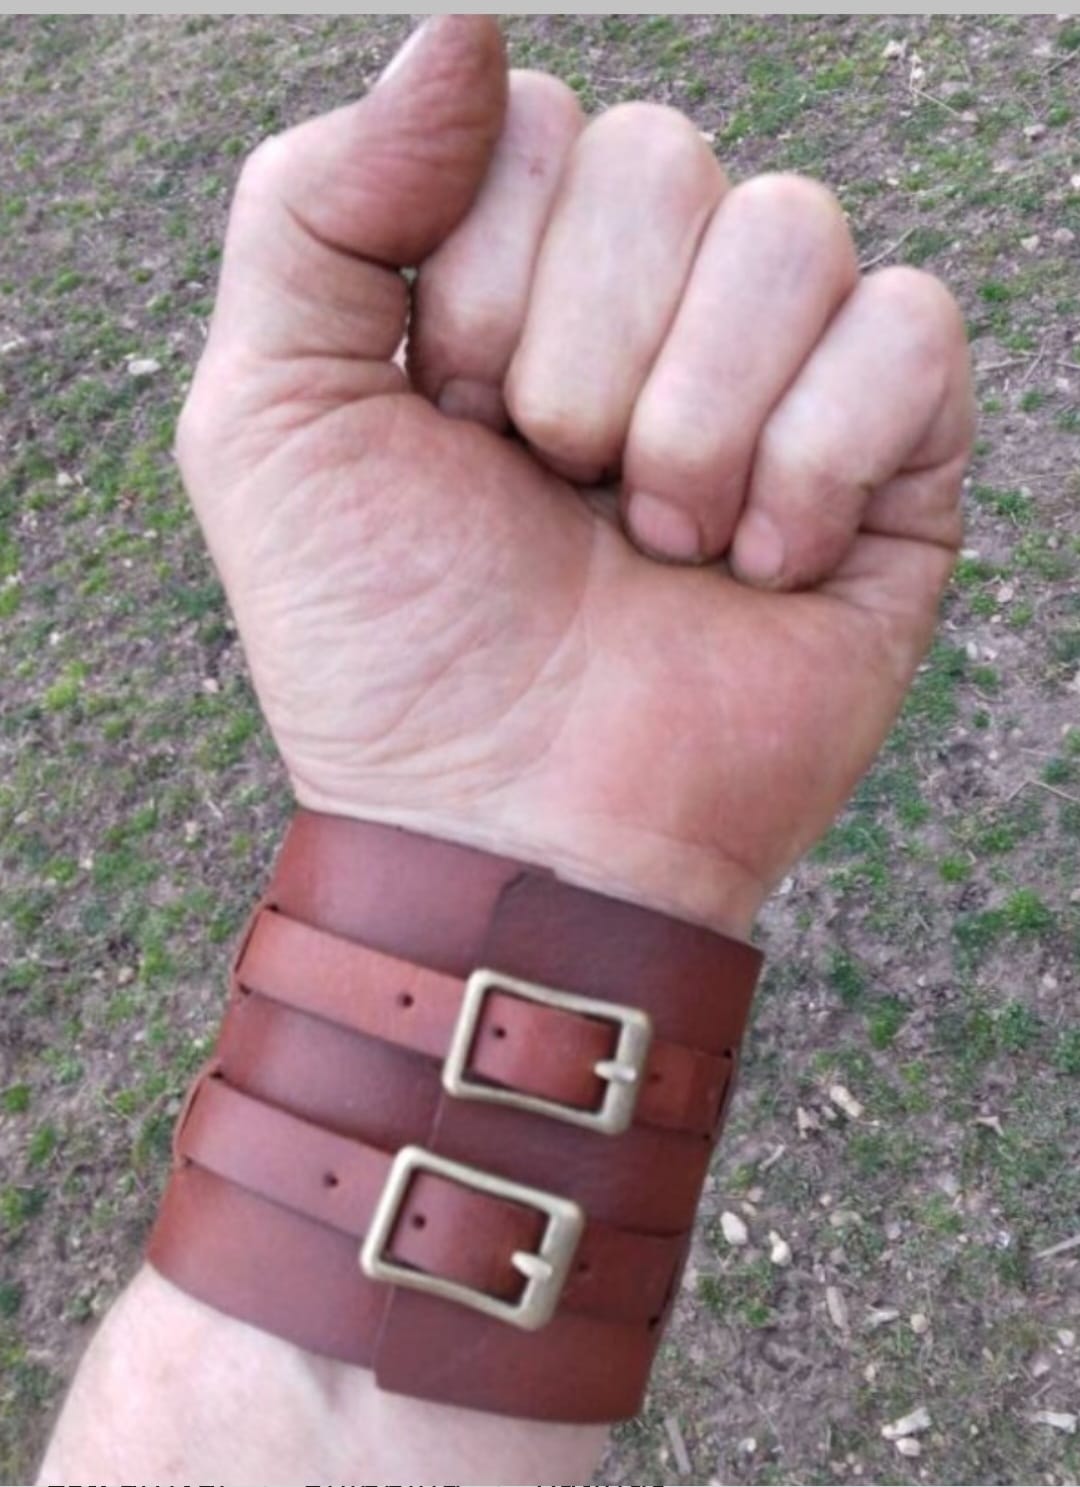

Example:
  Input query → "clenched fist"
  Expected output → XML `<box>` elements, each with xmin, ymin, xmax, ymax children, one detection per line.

<box><xmin>177</xmin><ymin>17</ymin><xmax>973</xmax><ymax>937</ymax></box>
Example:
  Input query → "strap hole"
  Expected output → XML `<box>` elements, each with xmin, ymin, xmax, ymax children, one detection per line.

<box><xmin>491</xmin><ymin>1025</ymin><xmax>507</xmax><ymax>1040</ymax></box>
<box><xmin>208</xmin><ymin>1068</ymin><xmax>224</xmax><ymax>1082</ymax></box>
<box><xmin>323</xmin><ymin>1172</ymin><xmax>339</xmax><ymax>1189</ymax></box>
<box><xmin>576</xmin><ymin>1259</ymin><xmax>591</xmax><ymax>1276</ymax></box>
<box><xmin>397</xmin><ymin>992</ymin><xmax>415</xmax><ymax>1010</ymax></box>
<box><xmin>648</xmin><ymin>1071</ymin><xmax>662</xmax><ymax>1085</ymax></box>
<box><xmin>410</xmin><ymin>1212</ymin><xmax>427</xmax><ymax>1230</ymax></box>
<box><xmin>648</xmin><ymin>1313</ymin><xmax>663</xmax><ymax>1330</ymax></box>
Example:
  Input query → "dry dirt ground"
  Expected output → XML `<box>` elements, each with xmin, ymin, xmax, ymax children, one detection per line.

<box><xmin>1</xmin><ymin>15</ymin><xmax>1079</xmax><ymax>1487</ymax></box>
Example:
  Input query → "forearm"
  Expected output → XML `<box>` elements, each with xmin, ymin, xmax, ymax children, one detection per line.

<box><xmin>39</xmin><ymin>1267</ymin><xmax>607</xmax><ymax>1485</ymax></box>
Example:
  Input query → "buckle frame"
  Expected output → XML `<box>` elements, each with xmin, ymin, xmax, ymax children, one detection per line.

<box><xmin>359</xmin><ymin>1145</ymin><xmax>584</xmax><ymax>1331</ymax></box>
<box><xmin>442</xmin><ymin>968</ymin><xmax>653</xmax><ymax>1136</ymax></box>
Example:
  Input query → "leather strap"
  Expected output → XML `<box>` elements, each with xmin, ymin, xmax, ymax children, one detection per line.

<box><xmin>147</xmin><ymin>810</ymin><xmax>763</xmax><ymax>1422</ymax></box>
<box><xmin>237</xmin><ymin>907</ymin><xmax>733</xmax><ymax>1137</ymax></box>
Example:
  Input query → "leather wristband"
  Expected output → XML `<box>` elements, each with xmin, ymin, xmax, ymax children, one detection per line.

<box><xmin>147</xmin><ymin>810</ymin><xmax>763</xmax><ymax>1421</ymax></box>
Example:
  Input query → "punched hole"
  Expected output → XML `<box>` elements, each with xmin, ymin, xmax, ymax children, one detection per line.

<box><xmin>410</xmin><ymin>1212</ymin><xmax>427</xmax><ymax>1231</ymax></box>
<box><xmin>647</xmin><ymin>1313</ymin><xmax>663</xmax><ymax>1330</ymax></box>
<box><xmin>323</xmin><ymin>1171</ymin><xmax>339</xmax><ymax>1189</ymax></box>
<box><xmin>648</xmin><ymin>1071</ymin><xmax>662</xmax><ymax>1086</ymax></box>
<box><xmin>396</xmin><ymin>991</ymin><xmax>415</xmax><ymax>1010</ymax></box>
<box><xmin>576</xmin><ymin>1259</ymin><xmax>591</xmax><ymax>1276</ymax></box>
<box><xmin>491</xmin><ymin>1025</ymin><xmax>507</xmax><ymax>1040</ymax></box>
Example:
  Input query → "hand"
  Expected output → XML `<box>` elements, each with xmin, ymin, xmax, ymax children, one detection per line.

<box><xmin>176</xmin><ymin>17</ymin><xmax>973</xmax><ymax>937</ymax></box>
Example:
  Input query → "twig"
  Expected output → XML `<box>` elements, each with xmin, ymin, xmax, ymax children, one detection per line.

<box><xmin>1044</xmin><ymin>47</ymin><xmax>1080</xmax><ymax>79</ymax></box>
<box><xmin>860</xmin><ymin>227</ymin><xmax>917</xmax><ymax>271</ymax></box>
<box><xmin>759</xmin><ymin>1143</ymin><xmax>787</xmax><ymax>1173</ymax></box>
<box><xmin>664</xmin><ymin>1415</ymin><xmax>692</xmax><ymax>1478</ymax></box>
<box><xmin>975</xmin><ymin>355</ymin><xmax>1036</xmax><ymax>374</ymax></box>
<box><xmin>1056</xmin><ymin>359</ymin><xmax>1080</xmax><ymax>374</ymax></box>
<box><xmin>1020</xmin><ymin>333</ymin><xmax>1052</xmax><ymax>387</ymax></box>
<box><xmin>1036</xmin><ymin>1232</ymin><xmax>1080</xmax><ymax>1261</ymax></box>
<box><xmin>911</xmin><ymin>87</ymin><xmax>968</xmax><ymax>120</ymax></box>
<box><xmin>1033</xmin><ymin>779</ymin><xmax>1080</xmax><ymax>805</ymax></box>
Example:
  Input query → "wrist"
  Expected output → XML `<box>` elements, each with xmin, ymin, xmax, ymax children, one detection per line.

<box><xmin>289</xmin><ymin>782</ymin><xmax>765</xmax><ymax>942</ymax></box>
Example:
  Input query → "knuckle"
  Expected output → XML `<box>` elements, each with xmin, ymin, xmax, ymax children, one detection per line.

<box><xmin>725</xmin><ymin>173</ymin><xmax>854</xmax><ymax>271</ymax></box>
<box><xmin>509</xmin><ymin>69</ymin><xmax>584</xmax><ymax>129</ymax></box>
<box><xmin>867</xmin><ymin>265</ymin><xmax>964</xmax><ymax>360</ymax></box>
<box><xmin>586</xmin><ymin>101</ymin><xmax>716</xmax><ymax>180</ymax></box>
<box><xmin>729</xmin><ymin>171</ymin><xmax>843</xmax><ymax>228</ymax></box>
<box><xmin>634</xmin><ymin>402</ymin><xmax>741</xmax><ymax>488</ymax></box>
<box><xmin>505</xmin><ymin>369</ymin><xmax>613</xmax><ymax>467</ymax></box>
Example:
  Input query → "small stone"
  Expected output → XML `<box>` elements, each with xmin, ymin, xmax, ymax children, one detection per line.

<box><xmin>201</xmin><ymin>676</ymin><xmax>220</xmax><ymax>695</ymax></box>
<box><xmin>895</xmin><ymin>1437</ymin><xmax>922</xmax><ymax>1458</ymax></box>
<box><xmin>1020</xmin><ymin>234</ymin><xmax>1040</xmax><ymax>252</ymax></box>
<box><xmin>885</xmin><ymin>1219</ymin><xmax>903</xmax><ymax>1241</ymax></box>
<box><xmin>737</xmin><ymin>1436</ymin><xmax>757</xmax><ymax>1456</ymax></box>
<box><xmin>720</xmin><ymin>1211</ymin><xmax>749</xmax><ymax>1247</ymax></box>
<box><xmin>746</xmin><ymin>1186</ymin><xmax>765</xmax><ymax>1204</ymax></box>
<box><xmin>127</xmin><ymin>357</ymin><xmax>161</xmax><ymax>378</ymax></box>
<box><xmin>867</xmin><ymin>1307</ymin><xmax>901</xmax><ymax>1329</ymax></box>
<box><xmin>975</xmin><ymin>1114</ymin><xmax>1004</xmax><ymax>1137</ymax></box>
<box><xmin>996</xmin><ymin>582</ymin><xmax>1015</xmax><ymax>603</ymax></box>
<box><xmin>826</xmin><ymin>1285</ymin><xmax>848</xmax><ymax>1331</ymax></box>
<box><xmin>882</xmin><ymin>1406</ymin><xmax>932</xmax><ymax>1440</ymax></box>
<box><xmin>864</xmin><ymin>1361</ymin><xmax>878</xmax><ymax>1383</ymax></box>
<box><xmin>796</xmin><ymin>1105</ymin><xmax>820</xmax><ymax>1138</ymax></box>
<box><xmin>829</xmin><ymin>1084</ymin><xmax>864</xmax><ymax>1121</ymax></box>
<box><xmin>829</xmin><ymin>1209</ymin><xmax>862</xmax><ymax>1229</ymax></box>
<box><xmin>769</xmin><ymin>1231</ymin><xmax>792</xmax><ymax>1267</ymax></box>
<box><xmin>1053</xmin><ymin>227</ymin><xmax>1076</xmax><ymax>246</ymax></box>
<box><xmin>117</xmin><ymin>966</ymin><xmax>134</xmax><ymax>986</ymax></box>
<box><xmin>0</xmin><ymin>335</ymin><xmax>27</xmax><ymax>355</ymax></box>
<box><xmin>1071</xmin><ymin>174</ymin><xmax>1080</xmax><ymax>191</ymax></box>
<box><xmin>183</xmin><ymin>820</ymin><xmax>200</xmax><ymax>843</ymax></box>
<box><xmin>1024</xmin><ymin>122</ymin><xmax>1047</xmax><ymax>141</ymax></box>
<box><xmin>1030</xmin><ymin>1353</ymin><xmax>1053</xmax><ymax>1378</ymax></box>
<box><xmin>1058</xmin><ymin>1328</ymin><xmax>1076</xmax><ymax>1349</ymax></box>
<box><xmin>883</xmin><ymin>38</ymin><xmax>906</xmax><ymax>59</ymax></box>
<box><xmin>56</xmin><ymin>471</ymin><xmax>74</xmax><ymax>489</ymax></box>
<box><xmin>910</xmin><ymin>1312</ymin><xmax>931</xmax><ymax>1335</ymax></box>
<box><xmin>1030</xmin><ymin>1410</ymin><xmax>1076</xmax><ymax>1434</ymax></box>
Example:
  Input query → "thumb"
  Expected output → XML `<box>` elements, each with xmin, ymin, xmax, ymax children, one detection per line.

<box><xmin>206</xmin><ymin>18</ymin><xmax>507</xmax><ymax>363</ymax></box>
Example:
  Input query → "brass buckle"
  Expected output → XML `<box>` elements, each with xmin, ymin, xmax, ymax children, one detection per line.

<box><xmin>359</xmin><ymin>1145</ymin><xmax>584</xmax><ymax>1331</ymax></box>
<box><xmin>442</xmin><ymin>968</ymin><xmax>653</xmax><ymax>1136</ymax></box>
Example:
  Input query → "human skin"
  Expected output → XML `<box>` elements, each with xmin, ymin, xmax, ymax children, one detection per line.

<box><xmin>38</xmin><ymin>17</ymin><xmax>973</xmax><ymax>1486</ymax></box>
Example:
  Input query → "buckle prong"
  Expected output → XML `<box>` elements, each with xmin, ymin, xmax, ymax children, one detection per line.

<box><xmin>593</xmin><ymin>1058</ymin><xmax>639</xmax><ymax>1086</ymax></box>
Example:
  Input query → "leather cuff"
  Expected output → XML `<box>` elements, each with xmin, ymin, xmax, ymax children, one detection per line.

<box><xmin>147</xmin><ymin>810</ymin><xmax>763</xmax><ymax>1422</ymax></box>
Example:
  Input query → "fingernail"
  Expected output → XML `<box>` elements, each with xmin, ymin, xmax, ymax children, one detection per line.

<box><xmin>626</xmin><ymin>491</ymin><xmax>703</xmax><ymax>562</ymax></box>
<box><xmin>375</xmin><ymin>20</ymin><xmax>430</xmax><ymax>89</ymax></box>
<box><xmin>732</xmin><ymin>510</ymin><xmax>785</xmax><ymax>585</ymax></box>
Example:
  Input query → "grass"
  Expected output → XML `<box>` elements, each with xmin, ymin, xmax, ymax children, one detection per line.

<box><xmin>3</xmin><ymin>13</ymin><xmax>1080</xmax><ymax>1487</ymax></box>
